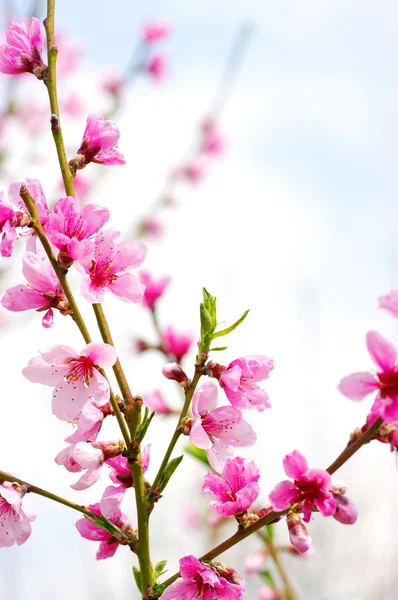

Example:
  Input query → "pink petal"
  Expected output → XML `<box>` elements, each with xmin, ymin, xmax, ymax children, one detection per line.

<box><xmin>366</xmin><ymin>330</ymin><xmax>397</xmax><ymax>372</ymax></box>
<box><xmin>283</xmin><ymin>450</ymin><xmax>308</xmax><ymax>479</ymax></box>
<box><xmin>71</xmin><ymin>466</ymin><xmax>102</xmax><ymax>490</ymax></box>
<box><xmin>96</xmin><ymin>539</ymin><xmax>119</xmax><ymax>560</ymax></box>
<box><xmin>378</xmin><ymin>290</ymin><xmax>398</xmax><ymax>317</ymax></box>
<box><xmin>338</xmin><ymin>371</ymin><xmax>379</xmax><ymax>401</ymax></box>
<box><xmin>206</xmin><ymin>444</ymin><xmax>233</xmax><ymax>472</ymax></box>
<box><xmin>190</xmin><ymin>418</ymin><xmax>212</xmax><ymax>450</ymax></box>
<box><xmin>100</xmin><ymin>485</ymin><xmax>126</xmax><ymax>519</ymax></box>
<box><xmin>2</xmin><ymin>285</ymin><xmax>45</xmax><ymax>311</ymax></box>
<box><xmin>42</xmin><ymin>308</ymin><xmax>54</xmax><ymax>328</ymax></box>
<box><xmin>269</xmin><ymin>480</ymin><xmax>299</xmax><ymax>510</ymax></box>
<box><xmin>192</xmin><ymin>380</ymin><xmax>218</xmax><ymax>417</ymax></box>
<box><xmin>235</xmin><ymin>482</ymin><xmax>261</xmax><ymax>512</ymax></box>
<box><xmin>81</xmin><ymin>274</ymin><xmax>106</xmax><ymax>303</ymax></box>
<box><xmin>220</xmin><ymin>365</ymin><xmax>242</xmax><ymax>392</ymax></box>
<box><xmin>81</xmin><ymin>342</ymin><xmax>117</xmax><ymax>368</ymax></box>
<box><xmin>108</xmin><ymin>274</ymin><xmax>145</xmax><ymax>303</ymax></box>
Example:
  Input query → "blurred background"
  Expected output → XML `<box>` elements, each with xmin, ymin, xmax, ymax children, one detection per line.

<box><xmin>0</xmin><ymin>0</ymin><xmax>398</xmax><ymax>598</ymax></box>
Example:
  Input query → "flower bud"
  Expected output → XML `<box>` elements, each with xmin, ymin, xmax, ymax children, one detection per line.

<box><xmin>286</xmin><ymin>513</ymin><xmax>312</xmax><ymax>554</ymax></box>
<box><xmin>332</xmin><ymin>494</ymin><xmax>358</xmax><ymax>525</ymax></box>
<box><xmin>162</xmin><ymin>362</ymin><xmax>189</xmax><ymax>386</ymax></box>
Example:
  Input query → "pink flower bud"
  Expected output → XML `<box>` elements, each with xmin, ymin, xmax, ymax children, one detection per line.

<box><xmin>162</xmin><ymin>362</ymin><xmax>189</xmax><ymax>386</ymax></box>
<box><xmin>332</xmin><ymin>493</ymin><xmax>358</xmax><ymax>525</ymax></box>
<box><xmin>286</xmin><ymin>514</ymin><xmax>312</xmax><ymax>554</ymax></box>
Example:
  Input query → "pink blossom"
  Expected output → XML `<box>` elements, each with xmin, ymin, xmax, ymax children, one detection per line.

<box><xmin>338</xmin><ymin>331</ymin><xmax>398</xmax><ymax>423</ymax></box>
<box><xmin>286</xmin><ymin>513</ymin><xmax>312</xmax><ymax>554</ymax></box>
<box><xmin>140</xmin><ymin>271</ymin><xmax>170</xmax><ymax>310</ymax></box>
<box><xmin>102</xmin><ymin>71</ymin><xmax>125</xmax><ymax>96</ymax></box>
<box><xmin>217</xmin><ymin>355</ymin><xmax>274</xmax><ymax>412</ymax></box>
<box><xmin>190</xmin><ymin>381</ymin><xmax>256</xmax><ymax>472</ymax></box>
<box><xmin>0</xmin><ymin>178</ymin><xmax>47</xmax><ymax>257</ymax></box>
<box><xmin>269</xmin><ymin>450</ymin><xmax>336</xmax><ymax>522</ymax></box>
<box><xmin>379</xmin><ymin>291</ymin><xmax>398</xmax><ymax>317</ymax></box>
<box><xmin>22</xmin><ymin>342</ymin><xmax>117</xmax><ymax>421</ymax></box>
<box><xmin>73</xmin><ymin>175</ymin><xmax>91</xmax><ymax>202</ymax></box>
<box><xmin>0</xmin><ymin>18</ymin><xmax>45</xmax><ymax>77</ymax></box>
<box><xmin>244</xmin><ymin>551</ymin><xmax>268</xmax><ymax>575</ymax></box>
<box><xmin>15</xmin><ymin>99</ymin><xmax>47</xmax><ymax>135</ymax></box>
<box><xmin>76</xmin><ymin>502</ymin><xmax>134</xmax><ymax>560</ymax></box>
<box><xmin>45</xmin><ymin>196</ymin><xmax>109</xmax><ymax>261</ymax></box>
<box><xmin>8</xmin><ymin>178</ymin><xmax>49</xmax><ymax>226</ymax></box>
<box><xmin>201</xmin><ymin>131</ymin><xmax>224</xmax><ymax>156</ymax></box>
<box><xmin>55</xmin><ymin>31</ymin><xmax>82</xmax><ymax>76</ymax></box>
<box><xmin>161</xmin><ymin>325</ymin><xmax>193</xmax><ymax>361</ymax></box>
<box><xmin>0</xmin><ymin>191</ymin><xmax>18</xmax><ymax>257</ymax></box>
<box><xmin>203</xmin><ymin>456</ymin><xmax>260</xmax><ymax>517</ymax></box>
<box><xmin>140</xmin><ymin>215</ymin><xmax>164</xmax><ymax>238</ymax></box>
<box><xmin>64</xmin><ymin>401</ymin><xmax>112</xmax><ymax>443</ymax></box>
<box><xmin>142</xmin><ymin>22</ymin><xmax>170</xmax><ymax>43</ymax></box>
<box><xmin>78</xmin><ymin>229</ymin><xmax>147</xmax><ymax>303</ymax></box>
<box><xmin>182</xmin><ymin>159</ymin><xmax>206</xmax><ymax>184</ymax></box>
<box><xmin>258</xmin><ymin>586</ymin><xmax>282</xmax><ymax>600</ymax></box>
<box><xmin>101</xmin><ymin>446</ymin><xmax>150</xmax><ymax>517</ymax></box>
<box><xmin>62</xmin><ymin>92</ymin><xmax>84</xmax><ymax>117</ymax></box>
<box><xmin>2</xmin><ymin>250</ymin><xmax>69</xmax><ymax>328</ymax></box>
<box><xmin>159</xmin><ymin>555</ymin><xmax>245</xmax><ymax>600</ymax></box>
<box><xmin>143</xmin><ymin>390</ymin><xmax>173</xmax><ymax>414</ymax></box>
<box><xmin>74</xmin><ymin>114</ymin><xmax>125</xmax><ymax>169</ymax></box>
<box><xmin>147</xmin><ymin>54</ymin><xmax>166</xmax><ymax>81</ymax></box>
<box><xmin>0</xmin><ymin>482</ymin><xmax>35</xmax><ymax>547</ymax></box>
<box><xmin>55</xmin><ymin>440</ymin><xmax>123</xmax><ymax>490</ymax></box>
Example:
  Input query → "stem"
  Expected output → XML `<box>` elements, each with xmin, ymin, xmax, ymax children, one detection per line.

<box><xmin>91</xmin><ymin>303</ymin><xmax>153</xmax><ymax>595</ymax></box>
<box><xmin>20</xmin><ymin>187</ymin><xmax>91</xmax><ymax>344</ymax></box>
<box><xmin>130</xmin><ymin>460</ymin><xmax>153</xmax><ymax>595</ymax></box>
<box><xmin>92</xmin><ymin>303</ymin><xmax>140</xmax><ymax>440</ymax></box>
<box><xmin>149</xmin><ymin>369</ymin><xmax>202</xmax><ymax>495</ymax></box>
<box><xmin>161</xmin><ymin>419</ymin><xmax>382</xmax><ymax>591</ymax></box>
<box><xmin>263</xmin><ymin>532</ymin><xmax>297</xmax><ymax>600</ymax></box>
<box><xmin>0</xmin><ymin>470</ymin><xmax>98</xmax><ymax>520</ymax></box>
<box><xmin>326</xmin><ymin>418</ymin><xmax>383</xmax><ymax>475</ymax></box>
<box><xmin>44</xmin><ymin>0</ymin><xmax>75</xmax><ymax>197</ymax></box>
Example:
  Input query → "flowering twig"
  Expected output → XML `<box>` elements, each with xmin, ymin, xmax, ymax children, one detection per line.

<box><xmin>160</xmin><ymin>417</ymin><xmax>382</xmax><ymax>592</ymax></box>
<box><xmin>43</xmin><ymin>0</ymin><xmax>75</xmax><ymax>196</ymax></box>
<box><xmin>0</xmin><ymin>469</ymin><xmax>135</xmax><ymax>547</ymax></box>
<box><xmin>20</xmin><ymin>185</ymin><xmax>90</xmax><ymax>343</ymax></box>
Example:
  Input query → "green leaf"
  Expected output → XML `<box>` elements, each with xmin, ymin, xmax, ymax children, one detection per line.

<box><xmin>133</xmin><ymin>566</ymin><xmax>141</xmax><ymax>591</ymax></box>
<box><xmin>136</xmin><ymin>408</ymin><xmax>155</xmax><ymax>442</ymax></box>
<box><xmin>185</xmin><ymin>444</ymin><xmax>210</xmax><ymax>466</ymax></box>
<box><xmin>88</xmin><ymin>514</ymin><xmax>119</xmax><ymax>537</ymax></box>
<box><xmin>212</xmin><ymin>309</ymin><xmax>249</xmax><ymax>340</ymax></box>
<box><xmin>158</xmin><ymin>455</ymin><xmax>184</xmax><ymax>493</ymax></box>
<box><xmin>260</xmin><ymin>569</ymin><xmax>276</xmax><ymax>586</ymax></box>
<box><xmin>209</xmin><ymin>346</ymin><xmax>228</xmax><ymax>352</ymax></box>
<box><xmin>154</xmin><ymin>559</ymin><xmax>168</xmax><ymax>579</ymax></box>
<box><xmin>200</xmin><ymin>303</ymin><xmax>213</xmax><ymax>338</ymax></box>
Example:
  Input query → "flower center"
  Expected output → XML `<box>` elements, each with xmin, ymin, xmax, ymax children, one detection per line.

<box><xmin>378</xmin><ymin>370</ymin><xmax>398</xmax><ymax>398</ymax></box>
<box><xmin>67</xmin><ymin>356</ymin><xmax>95</xmax><ymax>384</ymax></box>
